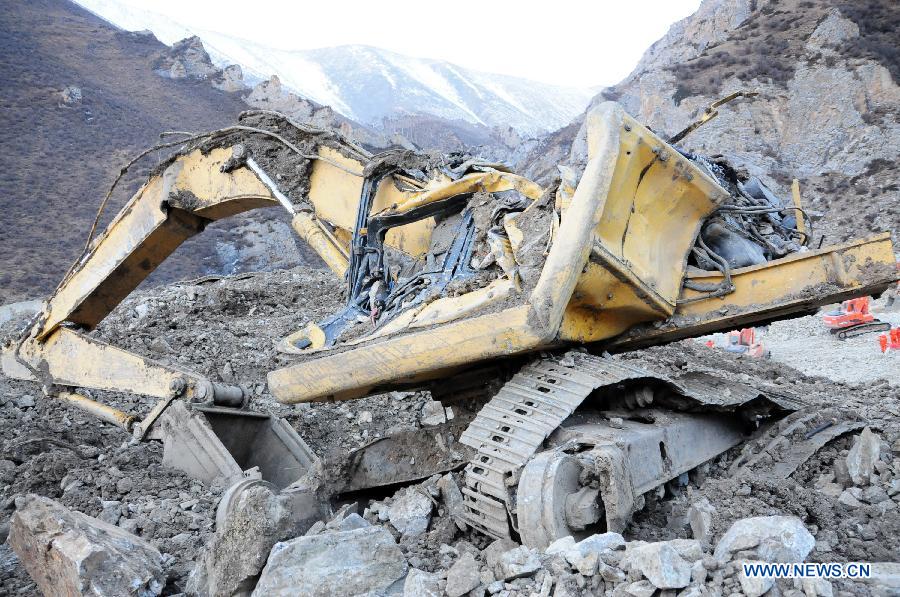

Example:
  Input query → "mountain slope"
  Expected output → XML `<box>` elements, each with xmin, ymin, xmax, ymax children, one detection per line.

<box><xmin>0</xmin><ymin>0</ymin><xmax>315</xmax><ymax>303</ymax></box>
<box><xmin>73</xmin><ymin>0</ymin><xmax>593</xmax><ymax>136</ymax></box>
<box><xmin>518</xmin><ymin>0</ymin><xmax>899</xmax><ymax>244</ymax></box>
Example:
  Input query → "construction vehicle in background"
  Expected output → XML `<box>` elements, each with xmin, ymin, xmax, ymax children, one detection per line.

<box><xmin>879</xmin><ymin>328</ymin><xmax>900</xmax><ymax>353</ymax></box>
<box><xmin>2</xmin><ymin>101</ymin><xmax>898</xmax><ymax>548</ymax></box>
<box><xmin>704</xmin><ymin>328</ymin><xmax>768</xmax><ymax>358</ymax></box>
<box><xmin>823</xmin><ymin>297</ymin><xmax>892</xmax><ymax>340</ymax></box>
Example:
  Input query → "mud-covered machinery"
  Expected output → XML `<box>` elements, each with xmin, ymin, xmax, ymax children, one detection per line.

<box><xmin>2</xmin><ymin>102</ymin><xmax>897</xmax><ymax>547</ymax></box>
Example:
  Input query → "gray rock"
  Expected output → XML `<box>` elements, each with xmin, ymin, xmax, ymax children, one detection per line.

<box><xmin>0</xmin><ymin>459</ymin><xmax>14</xmax><ymax>485</ymax></box>
<box><xmin>737</xmin><ymin>559</ymin><xmax>775</xmax><ymax>597</ymax></box>
<box><xmin>599</xmin><ymin>562</ymin><xmax>626</xmax><ymax>583</ymax></box>
<box><xmin>846</xmin><ymin>427</ymin><xmax>881</xmax><ymax>486</ymax></box>
<box><xmin>212</xmin><ymin>64</ymin><xmax>245</xmax><ymax>93</ymax></box>
<box><xmin>537</xmin><ymin>570</ymin><xmax>553</xmax><ymax>596</ymax></box>
<box><xmin>403</xmin><ymin>568</ymin><xmax>443</xmax><ymax>596</ymax></box>
<box><xmin>838</xmin><ymin>489</ymin><xmax>863</xmax><ymax>508</ymax></box>
<box><xmin>691</xmin><ymin>559</ymin><xmax>707</xmax><ymax>584</ymax></box>
<box><xmin>889</xmin><ymin>479</ymin><xmax>900</xmax><ymax>497</ymax></box>
<box><xmin>833</xmin><ymin>459</ymin><xmax>852</xmax><ymax>487</ymax></box>
<box><xmin>713</xmin><ymin>516</ymin><xmax>815</xmax><ymax>563</ymax></box>
<box><xmin>688</xmin><ymin>497</ymin><xmax>716</xmax><ymax>543</ymax></box>
<box><xmin>860</xmin><ymin>485</ymin><xmax>889</xmax><ymax>505</ymax></box>
<box><xmin>801</xmin><ymin>577</ymin><xmax>834</xmax><ymax>597</ymax></box>
<box><xmin>9</xmin><ymin>494</ymin><xmax>165</xmax><ymax>596</ymax></box>
<box><xmin>666</xmin><ymin>539</ymin><xmax>703</xmax><ymax>562</ymax></box>
<box><xmin>14</xmin><ymin>395</ymin><xmax>35</xmax><ymax>409</ymax></box>
<box><xmin>437</xmin><ymin>473</ymin><xmax>467</xmax><ymax>531</ymax></box>
<box><xmin>858</xmin><ymin>562</ymin><xmax>900</xmax><ymax>591</ymax></box>
<box><xmin>334</xmin><ymin>512</ymin><xmax>370</xmax><ymax>531</ymax></box>
<box><xmin>496</xmin><ymin>545</ymin><xmax>542</xmax><ymax>580</ymax></box>
<box><xmin>59</xmin><ymin>85</ymin><xmax>82</xmax><ymax>105</ymax></box>
<box><xmin>546</xmin><ymin>535</ymin><xmax>576</xmax><ymax>555</ymax></box>
<box><xmin>566</xmin><ymin>549</ymin><xmax>599</xmax><ymax>576</ymax></box>
<box><xmin>576</xmin><ymin>531</ymin><xmax>626</xmax><ymax>553</ymax></box>
<box><xmin>252</xmin><ymin>526</ymin><xmax>407</xmax><ymax>596</ymax></box>
<box><xmin>148</xmin><ymin>336</ymin><xmax>173</xmax><ymax>354</ymax></box>
<box><xmin>623</xmin><ymin>579</ymin><xmax>656</xmax><ymax>597</ymax></box>
<box><xmin>188</xmin><ymin>483</ymin><xmax>318</xmax><ymax>597</ymax></box>
<box><xmin>98</xmin><ymin>500</ymin><xmax>122</xmax><ymax>525</ymax></box>
<box><xmin>621</xmin><ymin>542</ymin><xmax>691</xmax><ymax>589</ymax></box>
<box><xmin>562</xmin><ymin>532</ymin><xmax>625</xmax><ymax>576</ymax></box>
<box><xmin>818</xmin><ymin>482</ymin><xmax>844</xmax><ymax>498</ymax></box>
<box><xmin>483</xmin><ymin>537</ymin><xmax>518</xmax><ymax>572</ymax></box>
<box><xmin>553</xmin><ymin>573</ymin><xmax>584</xmax><ymax>597</ymax></box>
<box><xmin>388</xmin><ymin>487</ymin><xmax>433</xmax><ymax>536</ymax></box>
<box><xmin>420</xmin><ymin>400</ymin><xmax>448</xmax><ymax>426</ymax></box>
<box><xmin>446</xmin><ymin>552</ymin><xmax>481</xmax><ymax>597</ymax></box>
<box><xmin>156</xmin><ymin>36</ymin><xmax>220</xmax><ymax>80</ymax></box>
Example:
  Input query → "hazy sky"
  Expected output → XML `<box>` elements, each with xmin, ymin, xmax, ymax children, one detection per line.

<box><xmin>78</xmin><ymin>0</ymin><xmax>702</xmax><ymax>88</ymax></box>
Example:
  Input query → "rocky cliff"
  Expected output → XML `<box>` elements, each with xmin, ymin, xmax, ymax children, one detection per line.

<box><xmin>520</xmin><ymin>0</ymin><xmax>899</xmax><ymax>244</ymax></box>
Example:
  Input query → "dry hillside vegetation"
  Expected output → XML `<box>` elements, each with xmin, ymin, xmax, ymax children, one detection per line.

<box><xmin>670</xmin><ymin>0</ymin><xmax>900</xmax><ymax>104</ymax></box>
<box><xmin>0</xmin><ymin>0</ymin><xmax>268</xmax><ymax>303</ymax></box>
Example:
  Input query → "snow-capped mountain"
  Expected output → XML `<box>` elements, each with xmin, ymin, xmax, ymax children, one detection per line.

<box><xmin>72</xmin><ymin>0</ymin><xmax>593</xmax><ymax>136</ymax></box>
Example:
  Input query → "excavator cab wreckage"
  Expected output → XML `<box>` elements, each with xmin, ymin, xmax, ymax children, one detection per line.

<box><xmin>2</xmin><ymin>102</ymin><xmax>897</xmax><ymax>546</ymax></box>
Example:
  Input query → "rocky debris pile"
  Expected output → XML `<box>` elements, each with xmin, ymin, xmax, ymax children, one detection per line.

<box><xmin>0</xmin><ymin>380</ymin><xmax>224</xmax><ymax>593</ymax></box>
<box><xmin>2</xmin><ymin>266</ymin><xmax>899</xmax><ymax>594</ymax></box>
<box><xmin>9</xmin><ymin>494</ymin><xmax>167</xmax><ymax>596</ymax></box>
<box><xmin>814</xmin><ymin>426</ymin><xmax>900</xmax><ymax>513</ymax></box>
<box><xmin>247</xmin><ymin>480</ymin><xmax>833</xmax><ymax>597</ymax></box>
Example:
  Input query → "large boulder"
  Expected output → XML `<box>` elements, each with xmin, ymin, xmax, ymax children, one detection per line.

<box><xmin>187</xmin><ymin>482</ymin><xmax>320</xmax><ymax>596</ymax></box>
<box><xmin>496</xmin><ymin>545</ymin><xmax>542</xmax><ymax>580</ymax></box>
<box><xmin>846</xmin><ymin>427</ymin><xmax>881</xmax><ymax>486</ymax></box>
<box><xmin>403</xmin><ymin>568</ymin><xmax>444</xmax><ymax>596</ymax></box>
<box><xmin>737</xmin><ymin>559</ymin><xmax>776</xmax><ymax>597</ymax></box>
<box><xmin>621</xmin><ymin>542</ymin><xmax>691</xmax><ymax>589</ymax></box>
<box><xmin>9</xmin><ymin>494</ymin><xmax>166</xmax><ymax>596</ymax></box>
<box><xmin>387</xmin><ymin>487</ymin><xmax>433</xmax><ymax>537</ymax></box>
<box><xmin>251</xmin><ymin>526</ymin><xmax>407</xmax><ymax>596</ymax></box>
<box><xmin>445</xmin><ymin>552</ymin><xmax>481</xmax><ymax>597</ymax></box>
<box><xmin>713</xmin><ymin>516</ymin><xmax>814</xmax><ymax>563</ymax></box>
<box><xmin>564</xmin><ymin>533</ymin><xmax>625</xmax><ymax>576</ymax></box>
<box><xmin>688</xmin><ymin>498</ymin><xmax>716</xmax><ymax>543</ymax></box>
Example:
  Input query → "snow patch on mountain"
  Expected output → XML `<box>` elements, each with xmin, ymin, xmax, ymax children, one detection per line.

<box><xmin>73</xmin><ymin>0</ymin><xmax>593</xmax><ymax>135</ymax></box>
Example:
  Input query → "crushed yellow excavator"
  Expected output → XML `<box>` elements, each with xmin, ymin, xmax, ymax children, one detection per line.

<box><xmin>2</xmin><ymin>101</ymin><xmax>897</xmax><ymax>547</ymax></box>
